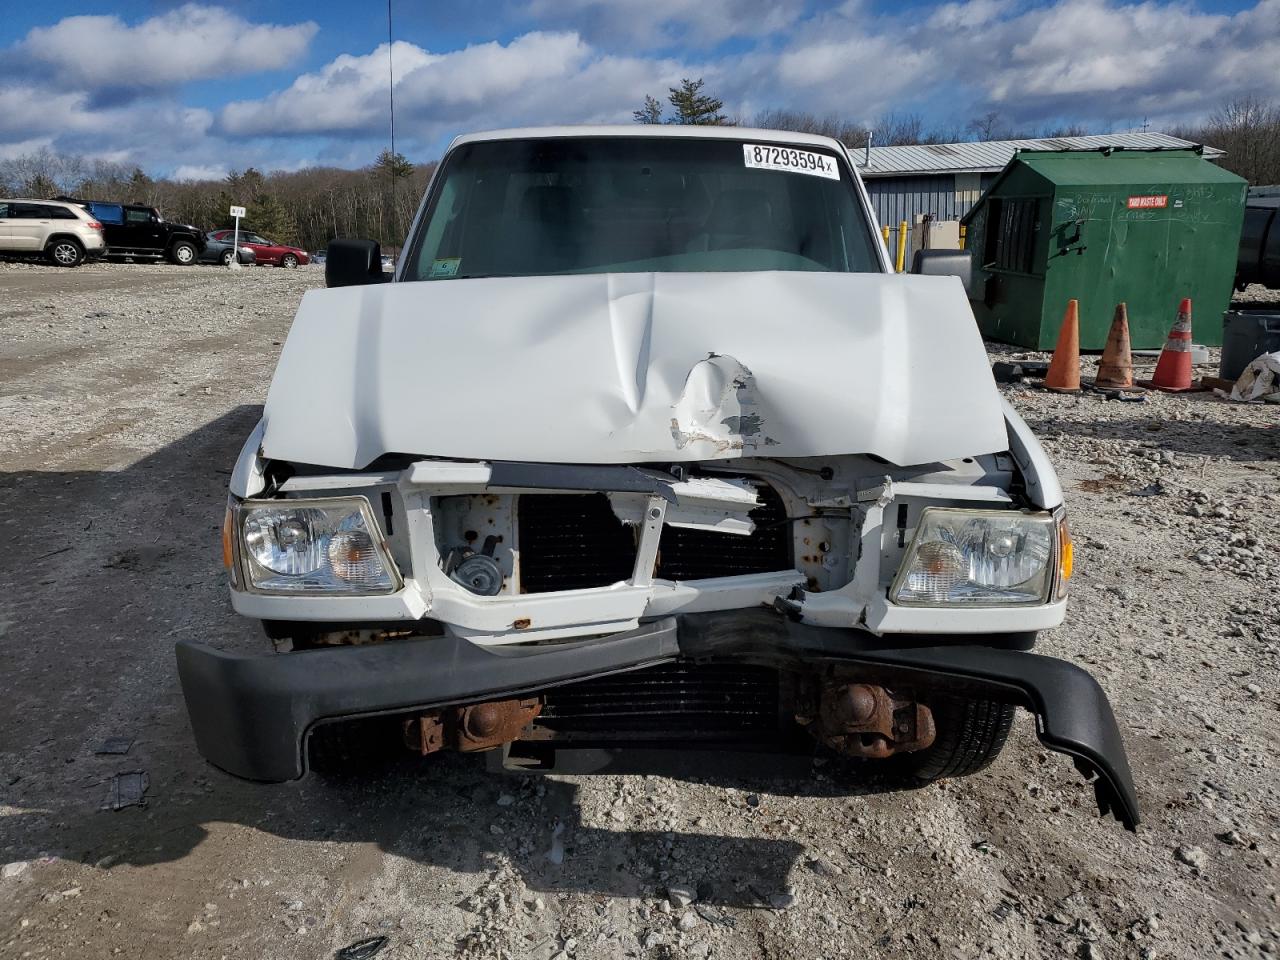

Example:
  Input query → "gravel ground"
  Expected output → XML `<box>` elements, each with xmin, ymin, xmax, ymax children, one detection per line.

<box><xmin>1</xmin><ymin>262</ymin><xmax>1278</xmax><ymax>960</ymax></box>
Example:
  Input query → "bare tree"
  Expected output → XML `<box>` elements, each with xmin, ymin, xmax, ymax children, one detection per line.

<box><xmin>966</xmin><ymin>111</ymin><xmax>1009</xmax><ymax>141</ymax></box>
<box><xmin>1181</xmin><ymin>97</ymin><xmax>1280</xmax><ymax>185</ymax></box>
<box><xmin>751</xmin><ymin>109</ymin><xmax>871</xmax><ymax>148</ymax></box>
<box><xmin>876</xmin><ymin>112</ymin><xmax>926</xmax><ymax>146</ymax></box>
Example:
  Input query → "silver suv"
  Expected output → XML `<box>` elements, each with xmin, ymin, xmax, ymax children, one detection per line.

<box><xmin>0</xmin><ymin>199</ymin><xmax>106</xmax><ymax>266</ymax></box>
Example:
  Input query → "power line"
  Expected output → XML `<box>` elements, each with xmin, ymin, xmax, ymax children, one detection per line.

<box><xmin>386</xmin><ymin>0</ymin><xmax>396</xmax><ymax>247</ymax></box>
<box><xmin>387</xmin><ymin>0</ymin><xmax>396</xmax><ymax>163</ymax></box>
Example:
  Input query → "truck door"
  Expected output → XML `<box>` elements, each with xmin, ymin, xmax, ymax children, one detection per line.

<box><xmin>124</xmin><ymin>206</ymin><xmax>161</xmax><ymax>251</ymax></box>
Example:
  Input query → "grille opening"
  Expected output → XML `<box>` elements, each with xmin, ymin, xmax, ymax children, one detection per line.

<box><xmin>516</xmin><ymin>482</ymin><xmax>792</xmax><ymax>594</ymax></box>
<box><xmin>655</xmin><ymin>482</ymin><xmax>790</xmax><ymax>580</ymax></box>
<box><xmin>533</xmin><ymin>661</ymin><xmax>785</xmax><ymax>743</ymax></box>
<box><xmin>518</xmin><ymin>493</ymin><xmax>637</xmax><ymax>593</ymax></box>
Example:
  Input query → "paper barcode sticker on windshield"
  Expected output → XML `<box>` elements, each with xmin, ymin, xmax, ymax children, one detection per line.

<box><xmin>743</xmin><ymin>144</ymin><xmax>840</xmax><ymax>179</ymax></box>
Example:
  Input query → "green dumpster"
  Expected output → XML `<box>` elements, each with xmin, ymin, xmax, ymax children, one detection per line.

<box><xmin>961</xmin><ymin>148</ymin><xmax>1246</xmax><ymax>349</ymax></box>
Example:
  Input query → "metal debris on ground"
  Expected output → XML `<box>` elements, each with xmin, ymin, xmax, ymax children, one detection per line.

<box><xmin>694</xmin><ymin>903</ymin><xmax>737</xmax><ymax>928</ymax></box>
<box><xmin>1130</xmin><ymin>482</ymin><xmax>1167</xmax><ymax>498</ymax></box>
<box><xmin>334</xmin><ymin>936</ymin><xmax>389</xmax><ymax>960</ymax></box>
<box><xmin>1090</xmin><ymin>386</ymin><xmax>1147</xmax><ymax>402</ymax></box>
<box><xmin>101</xmin><ymin>771</ymin><xmax>148</xmax><ymax>810</ymax></box>
<box><xmin>95</xmin><ymin>736</ymin><xmax>134</xmax><ymax>756</ymax></box>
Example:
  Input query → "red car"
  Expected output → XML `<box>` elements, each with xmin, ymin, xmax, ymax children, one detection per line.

<box><xmin>210</xmin><ymin>230</ymin><xmax>308</xmax><ymax>268</ymax></box>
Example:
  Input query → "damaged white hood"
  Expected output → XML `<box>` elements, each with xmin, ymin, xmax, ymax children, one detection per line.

<box><xmin>261</xmin><ymin>271</ymin><xmax>1008</xmax><ymax>468</ymax></box>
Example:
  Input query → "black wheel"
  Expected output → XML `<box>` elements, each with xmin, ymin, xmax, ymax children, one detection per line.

<box><xmin>897</xmin><ymin>697</ymin><xmax>1016</xmax><ymax>782</ymax></box>
<box><xmin>170</xmin><ymin>240</ymin><xmax>197</xmax><ymax>265</ymax></box>
<box><xmin>47</xmin><ymin>238</ymin><xmax>84</xmax><ymax>267</ymax></box>
<box><xmin>281</xmin><ymin>253</ymin><xmax>298</xmax><ymax>269</ymax></box>
<box><xmin>220</xmin><ymin>249</ymin><xmax>235</xmax><ymax>266</ymax></box>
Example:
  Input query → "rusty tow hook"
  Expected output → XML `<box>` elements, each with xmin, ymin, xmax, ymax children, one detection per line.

<box><xmin>806</xmin><ymin>682</ymin><xmax>936</xmax><ymax>758</ymax></box>
<box><xmin>402</xmin><ymin>698</ymin><xmax>542</xmax><ymax>755</ymax></box>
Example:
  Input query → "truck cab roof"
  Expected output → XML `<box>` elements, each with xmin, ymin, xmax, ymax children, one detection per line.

<box><xmin>449</xmin><ymin>124</ymin><xmax>852</xmax><ymax>155</ymax></box>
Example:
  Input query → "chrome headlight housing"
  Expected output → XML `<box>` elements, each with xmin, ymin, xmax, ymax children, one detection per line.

<box><xmin>235</xmin><ymin>497</ymin><xmax>401</xmax><ymax>595</ymax></box>
<box><xmin>890</xmin><ymin>507</ymin><xmax>1057</xmax><ymax>606</ymax></box>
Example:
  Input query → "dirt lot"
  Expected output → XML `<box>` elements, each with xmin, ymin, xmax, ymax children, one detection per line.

<box><xmin>1</xmin><ymin>261</ymin><xmax>1277</xmax><ymax>960</ymax></box>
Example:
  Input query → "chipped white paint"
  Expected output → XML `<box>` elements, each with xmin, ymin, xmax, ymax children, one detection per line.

<box><xmin>609</xmin><ymin>477</ymin><xmax>760</xmax><ymax>536</ymax></box>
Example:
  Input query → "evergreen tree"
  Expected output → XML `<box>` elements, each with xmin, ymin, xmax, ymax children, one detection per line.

<box><xmin>372</xmin><ymin>150</ymin><xmax>414</xmax><ymax>179</ymax></box>
<box><xmin>666</xmin><ymin>78</ymin><xmax>728</xmax><ymax>126</ymax></box>
<box><xmin>249</xmin><ymin>192</ymin><xmax>300</xmax><ymax>245</ymax></box>
<box><xmin>633</xmin><ymin>95</ymin><xmax>663</xmax><ymax>124</ymax></box>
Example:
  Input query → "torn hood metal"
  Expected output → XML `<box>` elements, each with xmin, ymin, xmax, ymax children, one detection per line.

<box><xmin>260</xmin><ymin>271</ymin><xmax>1008</xmax><ymax>468</ymax></box>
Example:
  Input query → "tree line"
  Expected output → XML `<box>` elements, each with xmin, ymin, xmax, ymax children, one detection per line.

<box><xmin>0</xmin><ymin>148</ymin><xmax>433</xmax><ymax>255</ymax></box>
<box><xmin>2</xmin><ymin>82</ymin><xmax>1277</xmax><ymax>256</ymax></box>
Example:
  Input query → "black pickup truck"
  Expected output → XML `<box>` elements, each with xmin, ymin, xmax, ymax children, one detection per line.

<box><xmin>80</xmin><ymin>201</ymin><xmax>206</xmax><ymax>265</ymax></box>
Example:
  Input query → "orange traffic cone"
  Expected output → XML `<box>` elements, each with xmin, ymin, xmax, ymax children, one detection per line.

<box><xmin>1044</xmin><ymin>299</ymin><xmax>1081</xmax><ymax>393</ymax></box>
<box><xmin>1094</xmin><ymin>302</ymin><xmax>1140</xmax><ymax>390</ymax></box>
<box><xmin>1141</xmin><ymin>299</ymin><xmax>1196</xmax><ymax>392</ymax></box>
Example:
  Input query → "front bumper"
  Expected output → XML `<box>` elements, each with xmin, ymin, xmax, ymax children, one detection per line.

<box><xmin>176</xmin><ymin>613</ymin><xmax>1139</xmax><ymax>830</ymax></box>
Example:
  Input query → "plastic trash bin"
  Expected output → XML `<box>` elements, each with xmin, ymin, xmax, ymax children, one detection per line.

<box><xmin>1220</xmin><ymin>311</ymin><xmax>1280</xmax><ymax>381</ymax></box>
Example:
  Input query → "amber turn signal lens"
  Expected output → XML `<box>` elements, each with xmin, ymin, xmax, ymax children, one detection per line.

<box><xmin>1057</xmin><ymin>516</ymin><xmax>1073</xmax><ymax>597</ymax></box>
<box><xmin>222</xmin><ymin>506</ymin><xmax>234</xmax><ymax>569</ymax></box>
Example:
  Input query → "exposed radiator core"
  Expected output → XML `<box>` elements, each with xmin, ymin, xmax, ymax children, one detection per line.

<box><xmin>517</xmin><ymin>484</ymin><xmax>791</xmax><ymax>593</ymax></box>
<box><xmin>536</xmin><ymin>661</ymin><xmax>783</xmax><ymax>741</ymax></box>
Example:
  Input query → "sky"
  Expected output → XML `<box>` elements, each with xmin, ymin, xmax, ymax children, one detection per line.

<box><xmin>1</xmin><ymin>0</ymin><xmax>1277</xmax><ymax>180</ymax></box>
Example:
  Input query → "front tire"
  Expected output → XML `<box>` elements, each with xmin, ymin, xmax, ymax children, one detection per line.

<box><xmin>220</xmin><ymin>249</ymin><xmax>235</xmax><ymax>266</ymax></box>
<box><xmin>48</xmin><ymin>238</ymin><xmax>84</xmax><ymax>267</ymax></box>
<box><xmin>898</xmin><ymin>697</ymin><xmax>1016</xmax><ymax>782</ymax></box>
<box><xmin>170</xmin><ymin>241</ymin><xmax>197</xmax><ymax>265</ymax></box>
<box><xmin>281</xmin><ymin>253</ymin><xmax>298</xmax><ymax>269</ymax></box>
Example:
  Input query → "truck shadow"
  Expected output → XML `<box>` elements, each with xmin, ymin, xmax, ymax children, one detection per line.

<box><xmin>0</xmin><ymin>406</ymin><xmax>915</xmax><ymax>908</ymax></box>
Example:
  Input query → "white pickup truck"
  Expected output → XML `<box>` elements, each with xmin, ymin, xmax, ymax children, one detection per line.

<box><xmin>177</xmin><ymin>125</ymin><xmax>1138</xmax><ymax>830</ymax></box>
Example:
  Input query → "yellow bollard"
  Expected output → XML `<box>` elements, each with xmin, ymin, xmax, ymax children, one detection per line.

<box><xmin>881</xmin><ymin>224</ymin><xmax>890</xmax><ymax>246</ymax></box>
<box><xmin>895</xmin><ymin>220</ymin><xmax>908</xmax><ymax>272</ymax></box>
<box><xmin>959</xmin><ymin>224</ymin><xmax>967</xmax><ymax>250</ymax></box>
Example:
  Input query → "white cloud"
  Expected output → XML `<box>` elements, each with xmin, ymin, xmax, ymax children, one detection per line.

<box><xmin>722</xmin><ymin>0</ymin><xmax>1280</xmax><ymax>128</ymax></box>
<box><xmin>219</xmin><ymin>32</ymin><xmax>684</xmax><ymax>139</ymax></box>
<box><xmin>517</xmin><ymin>0</ymin><xmax>806</xmax><ymax>47</ymax></box>
<box><xmin>0</xmin><ymin>84</ymin><xmax>213</xmax><ymax>143</ymax></box>
<box><xmin>0</xmin><ymin>137</ymin><xmax>54</xmax><ymax>161</ymax></box>
<box><xmin>16</xmin><ymin>4</ymin><xmax>317</xmax><ymax>92</ymax></box>
<box><xmin>173</xmin><ymin>163</ymin><xmax>229</xmax><ymax>182</ymax></box>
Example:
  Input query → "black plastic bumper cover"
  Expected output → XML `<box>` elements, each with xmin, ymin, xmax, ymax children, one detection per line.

<box><xmin>175</xmin><ymin>612</ymin><xmax>1139</xmax><ymax>830</ymax></box>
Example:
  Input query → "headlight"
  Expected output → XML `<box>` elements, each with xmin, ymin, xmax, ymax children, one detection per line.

<box><xmin>890</xmin><ymin>507</ymin><xmax>1056</xmax><ymax>606</ymax></box>
<box><xmin>235</xmin><ymin>497</ymin><xmax>401</xmax><ymax>595</ymax></box>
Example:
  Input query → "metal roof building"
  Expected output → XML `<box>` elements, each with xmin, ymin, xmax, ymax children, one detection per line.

<box><xmin>855</xmin><ymin>132</ymin><xmax>1223</xmax><ymax>230</ymax></box>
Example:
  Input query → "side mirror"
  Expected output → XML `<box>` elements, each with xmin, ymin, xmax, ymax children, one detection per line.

<box><xmin>910</xmin><ymin>249</ymin><xmax>973</xmax><ymax>297</ymax></box>
<box><xmin>325</xmin><ymin>238</ymin><xmax>387</xmax><ymax>288</ymax></box>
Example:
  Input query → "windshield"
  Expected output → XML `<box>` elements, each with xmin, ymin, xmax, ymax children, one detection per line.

<box><xmin>403</xmin><ymin>136</ymin><xmax>881</xmax><ymax>281</ymax></box>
